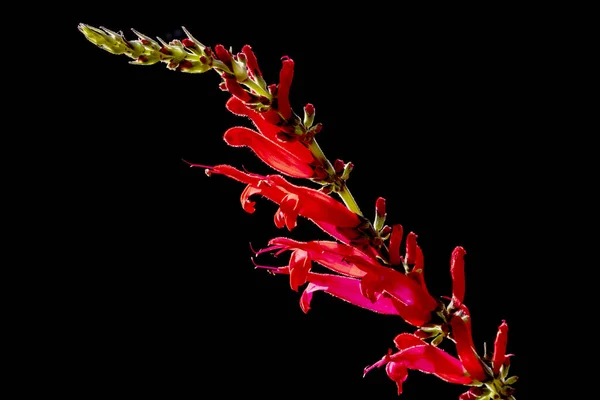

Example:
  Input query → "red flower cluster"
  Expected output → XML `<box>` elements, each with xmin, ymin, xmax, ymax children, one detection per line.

<box><xmin>76</xmin><ymin>24</ymin><xmax>518</xmax><ymax>398</ymax></box>
<box><xmin>184</xmin><ymin>43</ymin><xmax>518</xmax><ymax>399</ymax></box>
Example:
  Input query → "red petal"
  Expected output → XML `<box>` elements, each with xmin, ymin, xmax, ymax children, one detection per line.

<box><xmin>223</xmin><ymin>126</ymin><xmax>315</xmax><ymax>178</ymax></box>
<box><xmin>393</xmin><ymin>333</ymin><xmax>428</xmax><ymax>350</ymax></box>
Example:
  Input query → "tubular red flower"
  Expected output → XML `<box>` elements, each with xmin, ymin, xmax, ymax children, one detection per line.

<box><xmin>492</xmin><ymin>320</ymin><xmax>509</xmax><ymax>375</ymax></box>
<box><xmin>223</xmin><ymin>126</ymin><xmax>316</xmax><ymax>178</ymax></box>
<box><xmin>277</xmin><ymin>57</ymin><xmax>294</xmax><ymax>120</ymax></box>
<box><xmin>451</xmin><ymin>246</ymin><xmax>467</xmax><ymax>308</ymax></box>
<box><xmin>257</xmin><ymin>237</ymin><xmax>437</xmax><ymax>325</ymax></box>
<box><xmin>364</xmin><ymin>333</ymin><xmax>473</xmax><ymax>392</ymax></box>
<box><xmin>201</xmin><ymin>165</ymin><xmax>362</xmax><ymax>243</ymax></box>
<box><xmin>449</xmin><ymin>314</ymin><xmax>487</xmax><ymax>382</ymax></box>
<box><xmin>226</xmin><ymin>97</ymin><xmax>314</xmax><ymax>163</ymax></box>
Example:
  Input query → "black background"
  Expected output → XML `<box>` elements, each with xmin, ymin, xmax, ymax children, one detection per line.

<box><xmin>52</xmin><ymin>6</ymin><xmax>550</xmax><ymax>398</ymax></box>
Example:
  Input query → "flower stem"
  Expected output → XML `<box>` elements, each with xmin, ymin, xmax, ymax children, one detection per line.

<box><xmin>308</xmin><ymin>138</ymin><xmax>363</xmax><ymax>216</ymax></box>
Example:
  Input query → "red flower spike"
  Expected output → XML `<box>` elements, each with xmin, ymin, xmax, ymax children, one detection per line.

<box><xmin>277</xmin><ymin>57</ymin><xmax>294</xmax><ymax>120</ymax></box>
<box><xmin>389</xmin><ymin>224</ymin><xmax>403</xmax><ymax>266</ymax></box>
<box><xmin>223</xmin><ymin>126</ymin><xmax>316</xmax><ymax>178</ymax></box>
<box><xmin>241</xmin><ymin>44</ymin><xmax>262</xmax><ymax>78</ymax></box>
<box><xmin>405</xmin><ymin>232</ymin><xmax>417</xmax><ymax>265</ymax></box>
<box><xmin>449</xmin><ymin>314</ymin><xmax>487</xmax><ymax>381</ymax></box>
<box><xmin>492</xmin><ymin>320</ymin><xmax>509</xmax><ymax>375</ymax></box>
<box><xmin>450</xmin><ymin>246</ymin><xmax>467</xmax><ymax>308</ymax></box>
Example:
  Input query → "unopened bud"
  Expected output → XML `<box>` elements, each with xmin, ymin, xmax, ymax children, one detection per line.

<box><xmin>374</xmin><ymin>197</ymin><xmax>386</xmax><ymax>231</ymax></box>
<box><xmin>340</xmin><ymin>162</ymin><xmax>353</xmax><ymax>181</ymax></box>
<box><xmin>303</xmin><ymin>103</ymin><xmax>315</xmax><ymax>128</ymax></box>
<box><xmin>379</xmin><ymin>225</ymin><xmax>392</xmax><ymax>237</ymax></box>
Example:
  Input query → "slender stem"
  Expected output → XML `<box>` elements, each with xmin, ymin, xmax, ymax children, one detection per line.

<box><xmin>337</xmin><ymin>183</ymin><xmax>362</xmax><ymax>216</ymax></box>
<box><xmin>307</xmin><ymin>139</ymin><xmax>363</xmax><ymax>216</ymax></box>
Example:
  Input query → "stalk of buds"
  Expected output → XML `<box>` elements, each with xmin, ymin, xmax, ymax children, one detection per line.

<box><xmin>79</xmin><ymin>23</ymin><xmax>518</xmax><ymax>399</ymax></box>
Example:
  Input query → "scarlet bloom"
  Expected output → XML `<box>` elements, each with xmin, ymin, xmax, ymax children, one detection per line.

<box><xmin>364</xmin><ymin>333</ymin><xmax>473</xmax><ymax>395</ymax></box>
<box><xmin>225</xmin><ymin>97</ymin><xmax>326</xmax><ymax>179</ymax></box>
<box><xmin>255</xmin><ymin>237</ymin><xmax>438</xmax><ymax>326</ymax></box>
<box><xmin>193</xmin><ymin>164</ymin><xmax>364</xmax><ymax>244</ymax></box>
<box><xmin>365</xmin><ymin>313</ymin><xmax>514</xmax><ymax>398</ymax></box>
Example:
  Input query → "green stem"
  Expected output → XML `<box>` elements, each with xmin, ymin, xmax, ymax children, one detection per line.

<box><xmin>307</xmin><ymin>139</ymin><xmax>363</xmax><ymax>216</ymax></box>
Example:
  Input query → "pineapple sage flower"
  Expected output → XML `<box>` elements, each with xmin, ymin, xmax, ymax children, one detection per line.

<box><xmin>187</xmin><ymin>164</ymin><xmax>372</xmax><ymax>247</ymax></box>
<box><xmin>363</xmin><ymin>318</ymin><xmax>515</xmax><ymax>399</ymax></box>
<box><xmin>254</xmin><ymin>236</ymin><xmax>439</xmax><ymax>326</ymax></box>
<box><xmin>224</xmin><ymin>96</ymin><xmax>327</xmax><ymax>179</ymax></box>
